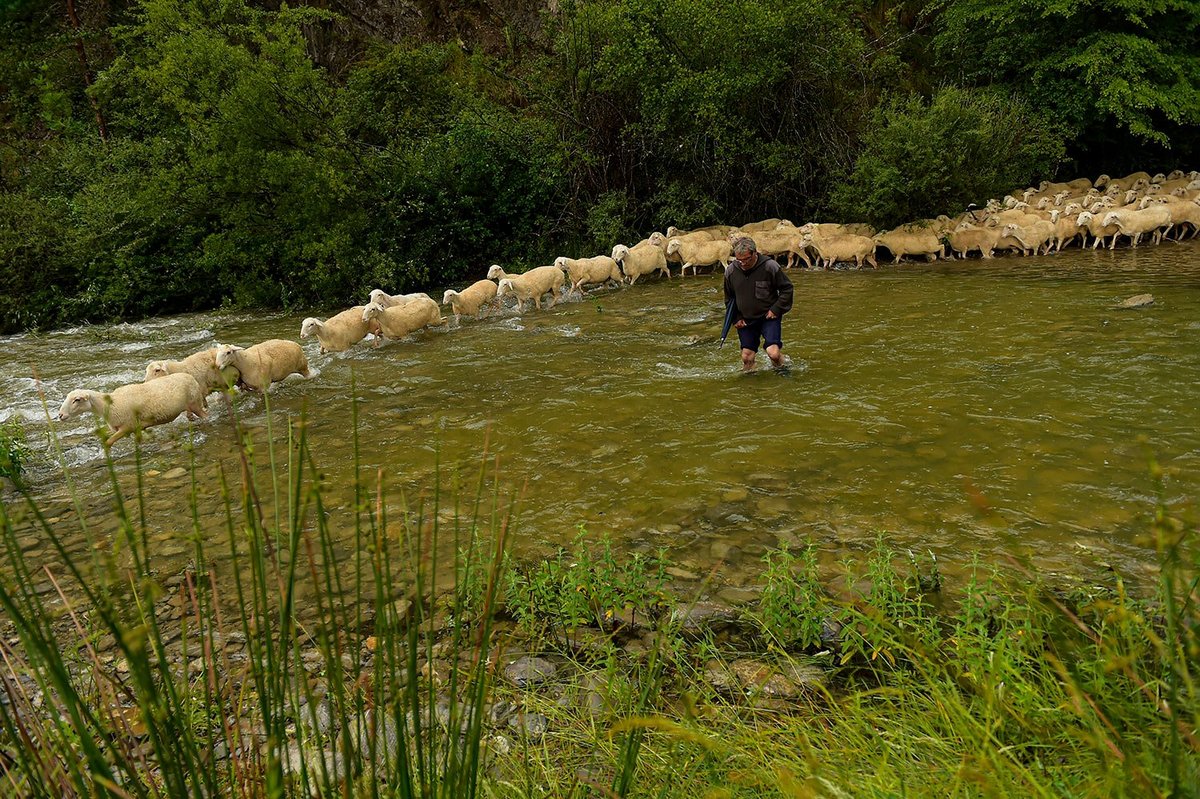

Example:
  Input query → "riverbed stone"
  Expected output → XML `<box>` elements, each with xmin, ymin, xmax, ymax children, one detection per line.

<box><xmin>503</xmin><ymin>656</ymin><xmax>557</xmax><ymax>688</ymax></box>
<box><xmin>507</xmin><ymin>711</ymin><xmax>548</xmax><ymax>740</ymax></box>
<box><xmin>716</xmin><ymin>586</ymin><xmax>759</xmax><ymax>606</ymax></box>
<box><xmin>669</xmin><ymin>601</ymin><xmax>740</xmax><ymax>635</ymax></box>
<box><xmin>1116</xmin><ymin>293</ymin><xmax>1154</xmax><ymax>309</ymax></box>
<box><xmin>665</xmin><ymin>566</ymin><xmax>700</xmax><ymax>581</ymax></box>
<box><xmin>161</xmin><ymin>467</ymin><xmax>188</xmax><ymax>480</ymax></box>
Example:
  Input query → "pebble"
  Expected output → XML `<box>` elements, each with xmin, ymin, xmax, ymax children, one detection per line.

<box><xmin>665</xmin><ymin>566</ymin><xmax>700</xmax><ymax>581</ymax></box>
<box><xmin>503</xmin><ymin>656</ymin><xmax>557</xmax><ymax>688</ymax></box>
<box><xmin>507</xmin><ymin>711</ymin><xmax>548</xmax><ymax>740</ymax></box>
<box><xmin>161</xmin><ymin>467</ymin><xmax>188</xmax><ymax>480</ymax></box>
<box><xmin>721</xmin><ymin>488</ymin><xmax>749</xmax><ymax>503</ymax></box>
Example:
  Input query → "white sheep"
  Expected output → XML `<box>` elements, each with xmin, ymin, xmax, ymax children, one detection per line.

<box><xmin>728</xmin><ymin>228</ymin><xmax>810</xmax><ymax>269</ymax></box>
<box><xmin>947</xmin><ymin>225</ymin><xmax>1000</xmax><ymax>259</ymax></box>
<box><xmin>553</xmin><ymin>256</ymin><xmax>623</xmax><ymax>294</ymax></box>
<box><xmin>56</xmin><ymin>373</ymin><xmax>206</xmax><ymax>447</ymax></box>
<box><xmin>664</xmin><ymin>225</ymin><xmax>731</xmax><ymax>240</ymax></box>
<box><xmin>872</xmin><ymin>228</ymin><xmax>943</xmax><ymax>262</ymax></box>
<box><xmin>442</xmin><ymin>280</ymin><xmax>499</xmax><ymax>323</ymax></box>
<box><xmin>487</xmin><ymin>264</ymin><xmax>514</xmax><ymax>281</ymax></box>
<box><xmin>611</xmin><ymin>242</ymin><xmax>669</xmax><ymax>284</ymax></box>
<box><xmin>144</xmin><ymin>347</ymin><xmax>238</xmax><ymax>394</ymax></box>
<box><xmin>1076</xmin><ymin>211</ymin><xmax>1121</xmax><ymax>249</ymax></box>
<box><xmin>495</xmin><ymin>265</ymin><xmax>567</xmax><ymax>313</ymax></box>
<box><xmin>1000</xmin><ymin>221</ymin><xmax>1056</xmax><ymax>255</ymax></box>
<box><xmin>665</xmin><ymin>237</ymin><xmax>732</xmax><ymax>277</ymax></box>
<box><xmin>363</xmin><ymin>296</ymin><xmax>445</xmax><ymax>338</ymax></box>
<box><xmin>368</xmin><ymin>289</ymin><xmax>430</xmax><ymax>308</ymax></box>
<box><xmin>300</xmin><ymin>306</ymin><xmax>382</xmax><ymax>353</ymax></box>
<box><xmin>803</xmin><ymin>232</ymin><xmax>878</xmax><ymax>268</ymax></box>
<box><xmin>1101</xmin><ymin>206</ymin><xmax>1173</xmax><ymax>248</ymax></box>
<box><xmin>214</xmin><ymin>340</ymin><xmax>310</xmax><ymax>393</ymax></box>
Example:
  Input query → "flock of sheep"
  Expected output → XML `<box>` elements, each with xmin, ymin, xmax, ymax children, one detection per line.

<box><xmin>51</xmin><ymin>168</ymin><xmax>1198</xmax><ymax>449</ymax></box>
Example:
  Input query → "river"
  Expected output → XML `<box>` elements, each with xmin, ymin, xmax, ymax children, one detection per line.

<box><xmin>3</xmin><ymin>242</ymin><xmax>1199</xmax><ymax>602</ymax></box>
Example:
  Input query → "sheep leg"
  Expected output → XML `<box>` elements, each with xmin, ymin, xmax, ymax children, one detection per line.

<box><xmin>105</xmin><ymin>426</ymin><xmax>132</xmax><ymax>447</ymax></box>
<box><xmin>682</xmin><ymin>262</ymin><xmax>693</xmax><ymax>277</ymax></box>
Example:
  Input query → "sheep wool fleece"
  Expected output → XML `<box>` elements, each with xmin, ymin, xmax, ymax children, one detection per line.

<box><xmin>723</xmin><ymin>255</ymin><xmax>794</xmax><ymax>323</ymax></box>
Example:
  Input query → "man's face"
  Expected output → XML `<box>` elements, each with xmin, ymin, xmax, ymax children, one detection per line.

<box><xmin>734</xmin><ymin>249</ymin><xmax>756</xmax><ymax>270</ymax></box>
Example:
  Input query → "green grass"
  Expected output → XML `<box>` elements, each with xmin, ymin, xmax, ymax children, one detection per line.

<box><xmin>0</xmin><ymin>404</ymin><xmax>1195</xmax><ymax>797</ymax></box>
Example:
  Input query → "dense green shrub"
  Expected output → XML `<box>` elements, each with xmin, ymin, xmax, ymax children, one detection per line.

<box><xmin>0</xmin><ymin>417</ymin><xmax>32</xmax><ymax>484</ymax></box>
<box><xmin>831</xmin><ymin>87</ymin><xmax>1065</xmax><ymax>229</ymax></box>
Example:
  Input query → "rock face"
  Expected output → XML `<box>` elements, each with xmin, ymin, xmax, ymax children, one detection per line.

<box><xmin>1116</xmin><ymin>293</ymin><xmax>1154</xmax><ymax>309</ymax></box>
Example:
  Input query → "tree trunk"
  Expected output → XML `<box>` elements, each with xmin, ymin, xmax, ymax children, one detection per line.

<box><xmin>64</xmin><ymin>0</ymin><xmax>109</xmax><ymax>143</ymax></box>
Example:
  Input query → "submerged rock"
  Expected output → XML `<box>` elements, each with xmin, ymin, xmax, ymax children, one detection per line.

<box><xmin>1115</xmin><ymin>293</ymin><xmax>1154</xmax><ymax>309</ymax></box>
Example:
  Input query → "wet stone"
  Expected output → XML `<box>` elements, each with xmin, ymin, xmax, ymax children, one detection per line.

<box><xmin>503</xmin><ymin>656</ymin><xmax>557</xmax><ymax>688</ymax></box>
<box><xmin>721</xmin><ymin>488</ymin><xmax>750</xmax><ymax>503</ymax></box>
<box><xmin>710</xmin><ymin>541</ymin><xmax>740</xmax><ymax>561</ymax></box>
<box><xmin>507</xmin><ymin>711</ymin><xmax>548</xmax><ymax>741</ymax></box>
<box><xmin>665</xmin><ymin>566</ymin><xmax>700</xmax><ymax>581</ymax></box>
<box><xmin>716</xmin><ymin>586</ymin><xmax>759</xmax><ymax>606</ymax></box>
<box><xmin>161</xmin><ymin>467</ymin><xmax>188</xmax><ymax>480</ymax></box>
<box><xmin>669</xmin><ymin>601</ymin><xmax>740</xmax><ymax>635</ymax></box>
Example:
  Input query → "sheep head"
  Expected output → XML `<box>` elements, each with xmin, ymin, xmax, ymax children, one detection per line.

<box><xmin>1049</xmin><ymin>210</ymin><xmax>1060</xmax><ymax>222</ymax></box>
<box><xmin>1064</xmin><ymin>203</ymin><xmax>1082</xmax><ymax>215</ymax></box>
<box><xmin>665</xmin><ymin>226</ymin><xmax>681</xmax><ymax>238</ymax></box>
<box><xmin>1095</xmin><ymin>174</ymin><xmax>1110</xmax><ymax>188</ymax></box>
<box><xmin>1101</xmin><ymin>212</ymin><xmax>1120</xmax><ymax>228</ymax></box>
<box><xmin>361</xmin><ymin>303</ymin><xmax>386</xmax><ymax>322</ymax></box>
<box><xmin>1075</xmin><ymin>212</ymin><xmax>1093</xmax><ymax>225</ymax></box>
<box><xmin>441</xmin><ymin>289</ymin><xmax>457</xmax><ymax>304</ymax></box>
<box><xmin>1152</xmin><ymin>173</ymin><xmax>1166</xmax><ymax>183</ymax></box>
<box><xmin>486</xmin><ymin>264</ymin><xmax>505</xmax><ymax>280</ymax></box>
<box><xmin>496</xmin><ymin>279</ymin><xmax>515</xmax><ymax>299</ymax></box>
<box><xmin>368</xmin><ymin>289</ymin><xmax>389</xmax><ymax>306</ymax></box>
<box><xmin>56</xmin><ymin>390</ymin><xmax>95</xmax><ymax>422</ymax></box>
<box><xmin>1054</xmin><ymin>191</ymin><xmax>1069</xmax><ymax>204</ymax></box>
<box><xmin>144</xmin><ymin>361</ymin><xmax>171</xmax><ymax>381</ymax></box>
<box><xmin>611</xmin><ymin>244</ymin><xmax>630</xmax><ymax>263</ymax></box>
<box><xmin>1167</xmin><ymin>170</ymin><xmax>1184</xmax><ymax>180</ymax></box>
<box><xmin>553</xmin><ymin>256</ymin><xmax>569</xmax><ymax>271</ymax></box>
<box><xmin>300</xmin><ymin>318</ymin><xmax>322</xmax><ymax>338</ymax></box>
<box><xmin>1124</xmin><ymin>190</ymin><xmax>1139</xmax><ymax>204</ymax></box>
<box><xmin>214</xmin><ymin>344</ymin><xmax>242</xmax><ymax>370</ymax></box>
<box><xmin>1036</xmin><ymin>197</ymin><xmax>1050</xmax><ymax>209</ymax></box>
<box><xmin>647</xmin><ymin>231</ymin><xmax>666</xmax><ymax>247</ymax></box>
<box><xmin>665</xmin><ymin>239</ymin><xmax>682</xmax><ymax>256</ymax></box>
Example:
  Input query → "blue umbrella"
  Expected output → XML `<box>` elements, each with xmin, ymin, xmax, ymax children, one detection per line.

<box><xmin>719</xmin><ymin>298</ymin><xmax>737</xmax><ymax>348</ymax></box>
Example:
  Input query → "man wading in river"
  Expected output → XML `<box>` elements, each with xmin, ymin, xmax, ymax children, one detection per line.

<box><xmin>724</xmin><ymin>236</ymin><xmax>793</xmax><ymax>371</ymax></box>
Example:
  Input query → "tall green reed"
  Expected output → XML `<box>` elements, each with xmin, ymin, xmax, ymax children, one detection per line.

<box><xmin>0</xmin><ymin>380</ymin><xmax>512</xmax><ymax>797</ymax></box>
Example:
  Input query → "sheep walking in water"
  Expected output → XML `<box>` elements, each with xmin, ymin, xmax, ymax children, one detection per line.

<box><xmin>215</xmin><ymin>340</ymin><xmax>310</xmax><ymax>393</ymax></box>
<box><xmin>56</xmin><ymin>373</ymin><xmax>206</xmax><ymax>447</ymax></box>
<box><xmin>144</xmin><ymin>347</ymin><xmax>238</xmax><ymax>394</ymax></box>
<box><xmin>300</xmin><ymin>306</ymin><xmax>382</xmax><ymax>353</ymax></box>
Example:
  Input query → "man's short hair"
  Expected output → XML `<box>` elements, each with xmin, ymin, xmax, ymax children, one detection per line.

<box><xmin>731</xmin><ymin>236</ymin><xmax>757</xmax><ymax>256</ymax></box>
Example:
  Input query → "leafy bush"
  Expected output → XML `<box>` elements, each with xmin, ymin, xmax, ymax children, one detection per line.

<box><xmin>0</xmin><ymin>418</ymin><xmax>32</xmax><ymax>484</ymax></box>
<box><xmin>504</xmin><ymin>526</ymin><xmax>667</xmax><ymax>642</ymax></box>
<box><xmin>831</xmin><ymin>86</ymin><xmax>1065</xmax><ymax>229</ymax></box>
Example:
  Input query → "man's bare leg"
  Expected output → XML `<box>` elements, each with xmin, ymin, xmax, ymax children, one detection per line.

<box><xmin>765</xmin><ymin>344</ymin><xmax>784</xmax><ymax>368</ymax></box>
<box><xmin>741</xmin><ymin>348</ymin><xmax>757</xmax><ymax>372</ymax></box>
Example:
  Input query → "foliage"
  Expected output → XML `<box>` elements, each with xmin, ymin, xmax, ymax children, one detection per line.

<box><xmin>504</xmin><ymin>526</ymin><xmax>668</xmax><ymax>641</ymax></box>
<box><xmin>2</xmin><ymin>0</ymin><xmax>1200</xmax><ymax>332</ymax></box>
<box><xmin>0</xmin><ymin>417</ymin><xmax>32</xmax><ymax>484</ymax></box>
<box><xmin>755</xmin><ymin>544</ymin><xmax>830</xmax><ymax>650</ymax></box>
<box><xmin>831</xmin><ymin>86</ymin><xmax>1065</xmax><ymax>229</ymax></box>
<box><xmin>934</xmin><ymin>0</ymin><xmax>1200</xmax><ymax>155</ymax></box>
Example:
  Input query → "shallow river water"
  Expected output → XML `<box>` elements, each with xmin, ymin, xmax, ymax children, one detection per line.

<box><xmin>3</xmin><ymin>242</ymin><xmax>1199</xmax><ymax>601</ymax></box>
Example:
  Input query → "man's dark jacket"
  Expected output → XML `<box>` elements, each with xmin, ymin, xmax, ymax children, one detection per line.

<box><xmin>723</xmin><ymin>255</ymin><xmax>794</xmax><ymax>322</ymax></box>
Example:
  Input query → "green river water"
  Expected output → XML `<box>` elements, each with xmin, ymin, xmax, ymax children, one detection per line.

<box><xmin>3</xmin><ymin>242</ymin><xmax>1199</xmax><ymax>602</ymax></box>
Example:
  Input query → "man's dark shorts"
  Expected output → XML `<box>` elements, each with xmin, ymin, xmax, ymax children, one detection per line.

<box><xmin>737</xmin><ymin>316</ymin><xmax>783</xmax><ymax>351</ymax></box>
